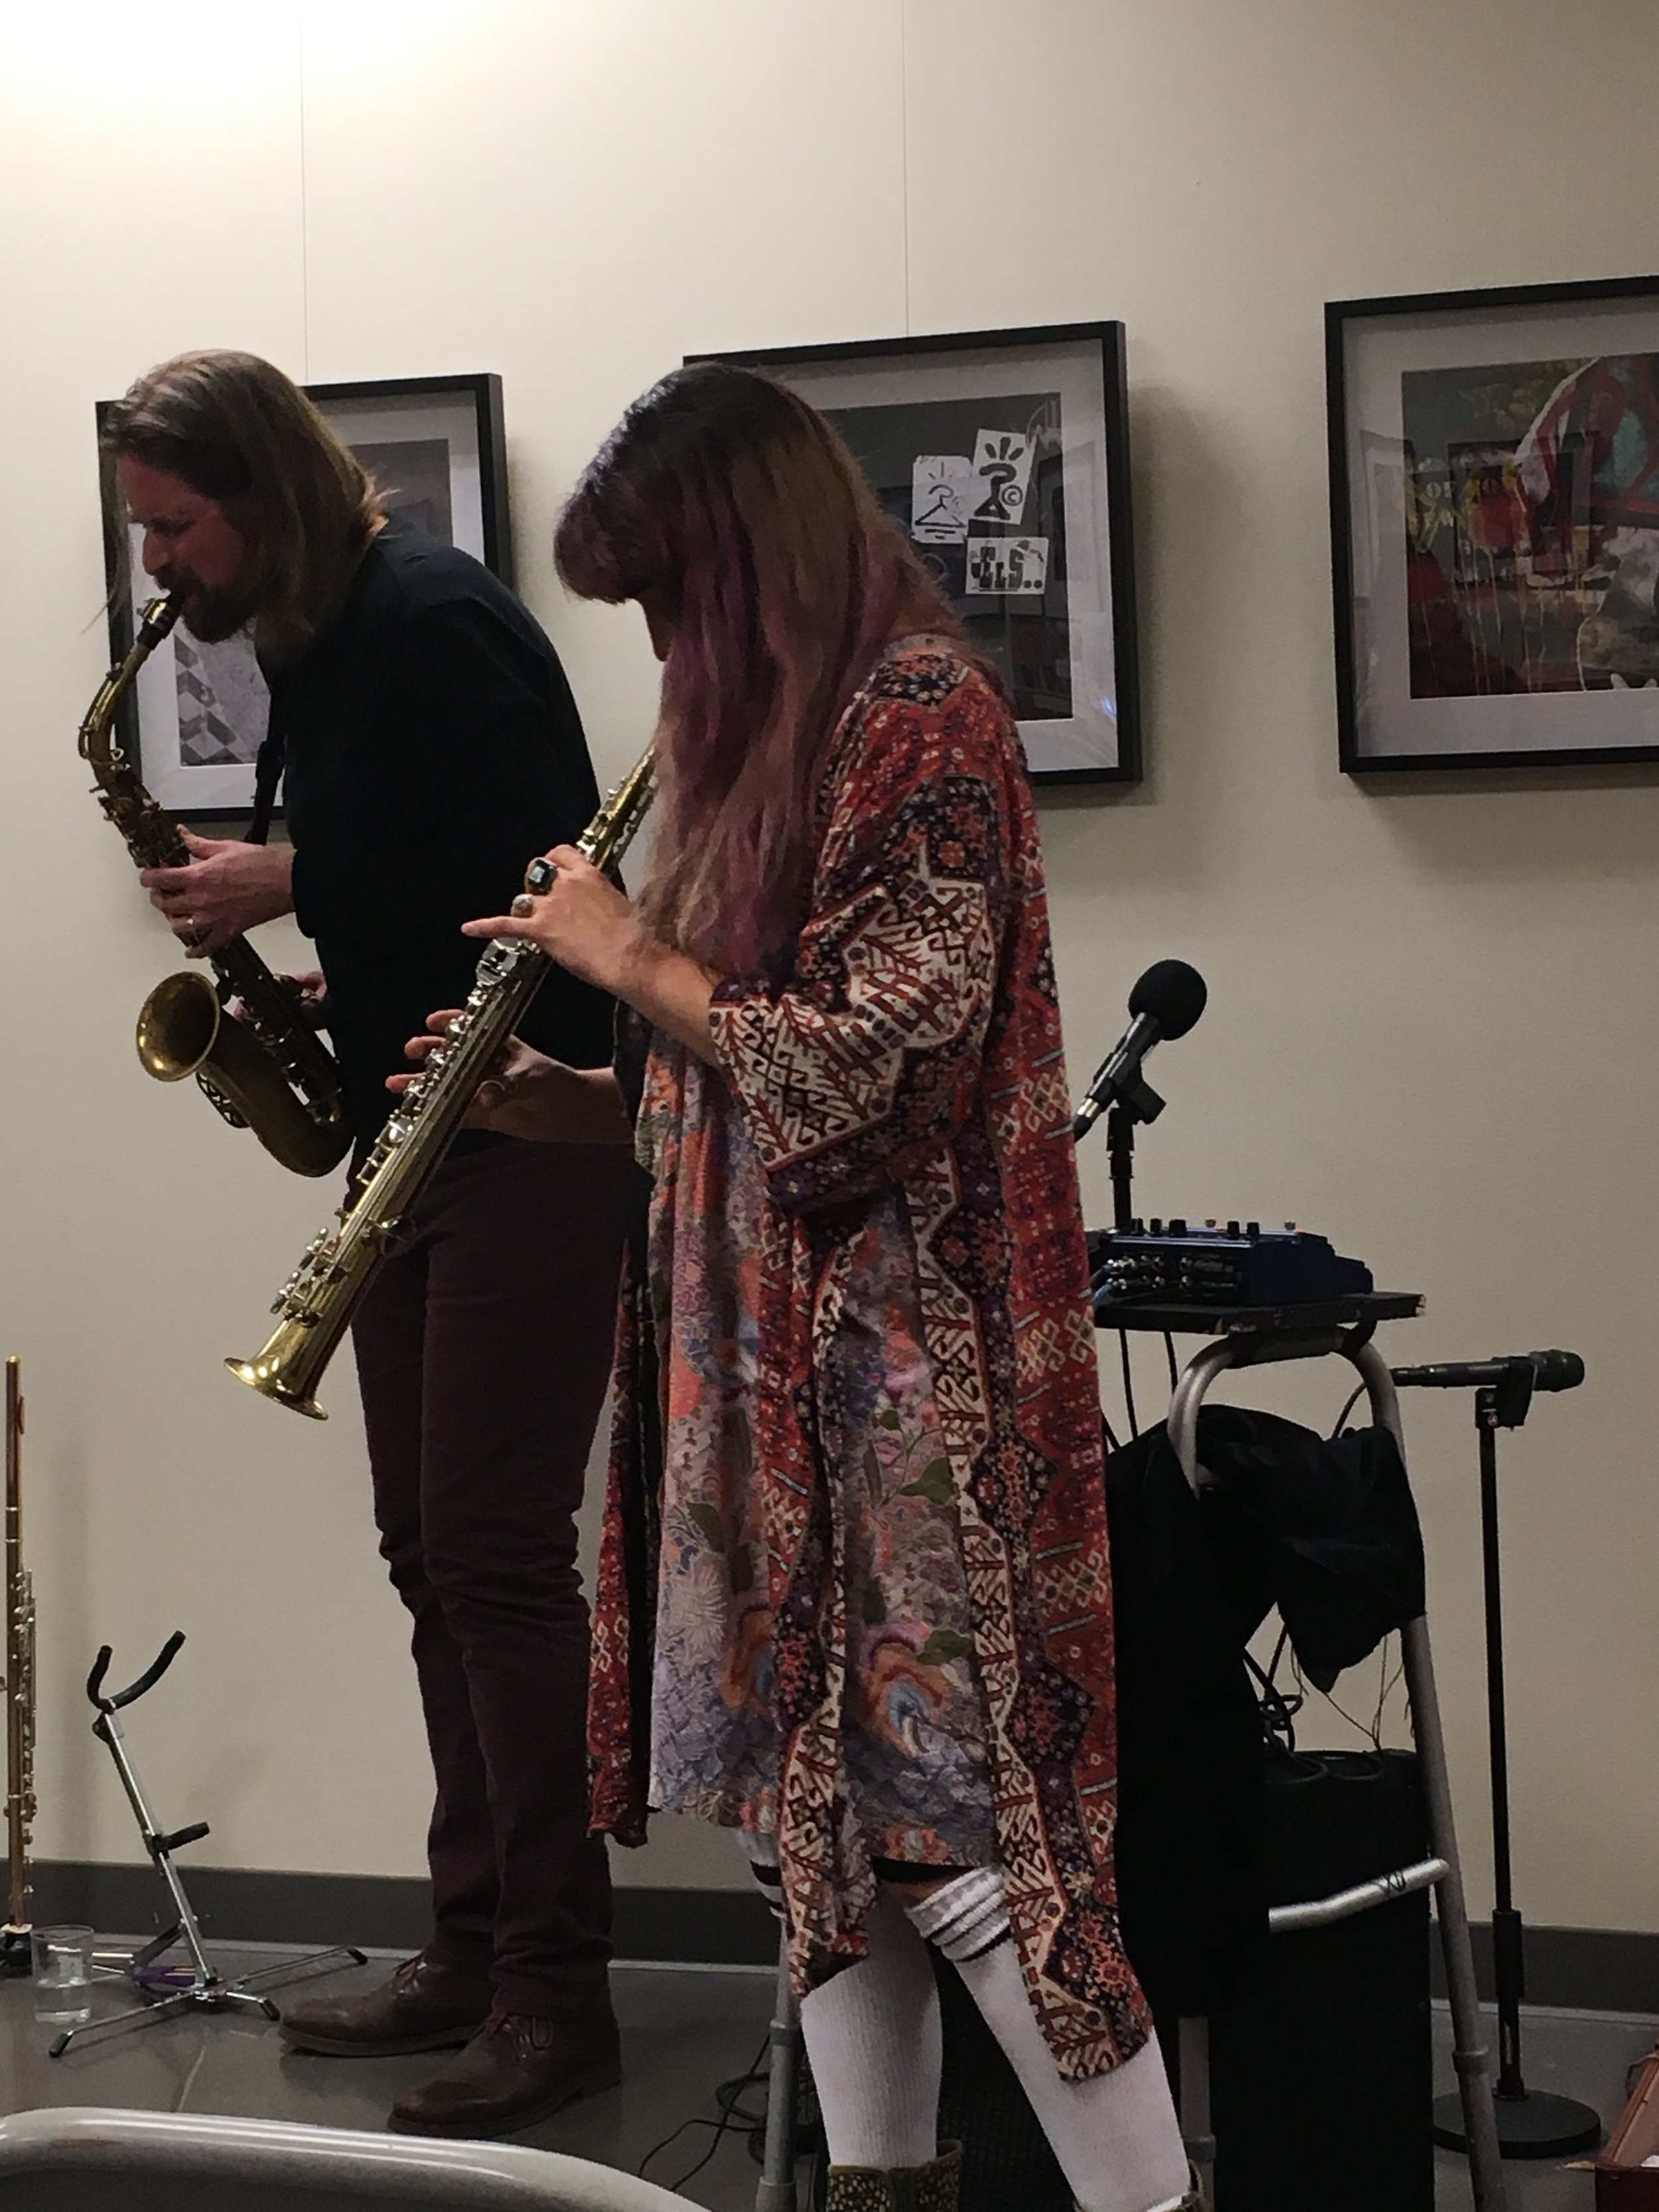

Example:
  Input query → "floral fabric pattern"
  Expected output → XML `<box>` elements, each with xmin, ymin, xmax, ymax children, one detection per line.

<box><xmin>638</xmin><ymin>1064</ymin><xmax>997</xmax><ymax>1868</ymax></box>
<box><xmin>588</xmin><ymin>642</ymin><xmax>1151</xmax><ymax>2080</ymax></box>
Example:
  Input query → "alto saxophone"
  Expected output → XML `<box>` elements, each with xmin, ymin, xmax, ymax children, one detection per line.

<box><xmin>228</xmin><ymin>744</ymin><xmax>657</xmax><ymax>1418</ymax></box>
<box><xmin>81</xmin><ymin>597</ymin><xmax>349</xmax><ymax>1177</ymax></box>
<box><xmin>1</xmin><ymin>1360</ymin><xmax>34</xmax><ymax>1974</ymax></box>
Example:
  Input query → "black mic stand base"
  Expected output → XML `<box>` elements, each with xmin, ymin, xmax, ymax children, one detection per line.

<box><xmin>1432</xmin><ymin>2088</ymin><xmax>1601</xmax><ymax>2161</ymax></box>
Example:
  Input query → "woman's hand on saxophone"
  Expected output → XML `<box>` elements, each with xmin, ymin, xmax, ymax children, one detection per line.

<box><xmin>392</xmin><ymin>1012</ymin><xmax>631</xmax><ymax>1147</ymax></box>
<box><xmin>465</xmin><ymin>847</ymin><xmax>723</xmax><ymax>1066</ymax></box>
<box><xmin>463</xmin><ymin>846</ymin><xmax>643</xmax><ymax>992</ymax></box>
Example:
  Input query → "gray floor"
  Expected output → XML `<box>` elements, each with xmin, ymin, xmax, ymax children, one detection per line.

<box><xmin>0</xmin><ymin>1943</ymin><xmax>1650</xmax><ymax>2209</ymax></box>
<box><xmin>2</xmin><ymin>1947</ymin><xmax>777</xmax><ymax>2211</ymax></box>
<box><xmin>1430</xmin><ymin>2003</ymin><xmax>1655</xmax><ymax>2212</ymax></box>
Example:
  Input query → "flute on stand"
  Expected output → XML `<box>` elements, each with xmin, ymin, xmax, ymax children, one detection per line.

<box><xmin>1</xmin><ymin>1359</ymin><xmax>35</xmax><ymax>1973</ymax></box>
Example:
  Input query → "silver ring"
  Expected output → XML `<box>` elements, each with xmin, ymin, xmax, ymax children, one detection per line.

<box><xmin>523</xmin><ymin>856</ymin><xmax>559</xmax><ymax>896</ymax></box>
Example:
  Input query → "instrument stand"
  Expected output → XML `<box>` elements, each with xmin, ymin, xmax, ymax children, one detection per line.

<box><xmin>1423</xmin><ymin>1373</ymin><xmax>1600</xmax><ymax>2161</ymax></box>
<box><xmin>1092</xmin><ymin>1295</ymin><xmax>1511</xmax><ymax>2212</ymax></box>
<box><xmin>52</xmin><ymin>1634</ymin><xmax>363</xmax><ymax>2059</ymax></box>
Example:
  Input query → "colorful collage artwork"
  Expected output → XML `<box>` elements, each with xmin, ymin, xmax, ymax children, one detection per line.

<box><xmin>1333</xmin><ymin>283</ymin><xmax>1659</xmax><ymax>767</ymax></box>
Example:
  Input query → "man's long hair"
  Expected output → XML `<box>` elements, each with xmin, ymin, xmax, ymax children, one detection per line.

<box><xmin>103</xmin><ymin>350</ymin><xmax>384</xmax><ymax>661</ymax></box>
<box><xmin>555</xmin><ymin>363</ymin><xmax>964</xmax><ymax>977</ymax></box>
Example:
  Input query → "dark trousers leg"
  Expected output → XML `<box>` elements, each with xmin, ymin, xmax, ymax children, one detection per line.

<box><xmin>352</xmin><ymin>1137</ymin><xmax>629</xmax><ymax>2019</ymax></box>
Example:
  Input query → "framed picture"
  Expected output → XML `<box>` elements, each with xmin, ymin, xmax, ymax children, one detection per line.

<box><xmin>96</xmin><ymin>371</ymin><xmax>512</xmax><ymax>822</ymax></box>
<box><xmin>1329</xmin><ymin>276</ymin><xmax>1659</xmax><ymax>771</ymax></box>
<box><xmin>691</xmin><ymin>323</ymin><xmax>1140</xmax><ymax>784</ymax></box>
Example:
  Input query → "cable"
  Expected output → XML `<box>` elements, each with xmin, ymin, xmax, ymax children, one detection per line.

<box><xmin>1249</xmin><ymin>1622</ymin><xmax>1305</xmax><ymax>1753</ymax></box>
<box><xmin>1118</xmin><ymin>1331</ymin><xmax>1140</xmax><ymax>1439</ymax></box>
<box><xmin>1329</xmin><ymin>1382</ymin><xmax>1366</xmax><ymax>1438</ymax></box>
<box><xmin>638</xmin><ymin>2029</ymin><xmax>770</xmax><ymax>2192</ymax></box>
<box><xmin>1291</xmin><ymin>1640</ymin><xmax>1400</xmax><ymax>1752</ymax></box>
<box><xmin>1163</xmin><ymin>1332</ymin><xmax>1179</xmax><ymax>1394</ymax></box>
<box><xmin>1369</xmin><ymin>1634</ymin><xmax>1404</xmax><ymax>1744</ymax></box>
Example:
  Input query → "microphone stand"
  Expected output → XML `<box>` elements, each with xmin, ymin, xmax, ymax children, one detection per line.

<box><xmin>1402</xmin><ymin>1359</ymin><xmax>1601</xmax><ymax>2161</ymax></box>
<box><xmin>1103</xmin><ymin>1076</ymin><xmax>1164</xmax><ymax>1230</ymax></box>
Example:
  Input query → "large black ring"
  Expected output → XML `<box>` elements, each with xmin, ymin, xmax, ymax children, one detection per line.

<box><xmin>523</xmin><ymin>856</ymin><xmax>558</xmax><ymax>896</ymax></box>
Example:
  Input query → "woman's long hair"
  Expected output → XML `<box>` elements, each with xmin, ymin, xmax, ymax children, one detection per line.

<box><xmin>103</xmin><ymin>350</ymin><xmax>384</xmax><ymax>662</ymax></box>
<box><xmin>555</xmin><ymin>363</ymin><xmax>963</xmax><ymax>976</ymax></box>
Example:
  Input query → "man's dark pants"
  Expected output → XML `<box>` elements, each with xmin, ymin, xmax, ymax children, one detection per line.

<box><xmin>350</xmin><ymin>1136</ymin><xmax>630</xmax><ymax>2022</ymax></box>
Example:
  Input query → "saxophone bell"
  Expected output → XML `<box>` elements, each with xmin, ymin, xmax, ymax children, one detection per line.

<box><xmin>82</xmin><ymin>595</ymin><xmax>350</xmax><ymax>1177</ymax></box>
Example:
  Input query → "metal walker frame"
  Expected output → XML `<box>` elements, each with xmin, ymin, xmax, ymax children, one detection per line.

<box><xmin>1157</xmin><ymin>1315</ymin><xmax>1506</xmax><ymax>2211</ymax></box>
<box><xmin>754</xmin><ymin>1311</ymin><xmax>1509</xmax><ymax>2212</ymax></box>
<box><xmin>50</xmin><ymin>1633</ymin><xmax>364</xmax><ymax>2059</ymax></box>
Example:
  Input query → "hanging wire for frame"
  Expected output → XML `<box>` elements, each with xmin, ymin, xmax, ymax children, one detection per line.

<box><xmin>638</xmin><ymin>2030</ymin><xmax>772</xmax><ymax>2193</ymax></box>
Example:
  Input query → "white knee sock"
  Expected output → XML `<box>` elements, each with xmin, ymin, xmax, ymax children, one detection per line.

<box><xmin>797</xmin><ymin>1889</ymin><xmax>944</xmax><ymax>2170</ymax></box>
<box><xmin>733</xmin><ymin>1828</ymin><xmax>787</xmax><ymax>1921</ymax></box>
<box><xmin>906</xmin><ymin>1871</ymin><xmax>1190</xmax><ymax>2212</ymax></box>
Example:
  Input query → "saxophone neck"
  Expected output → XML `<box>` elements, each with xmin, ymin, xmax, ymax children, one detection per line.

<box><xmin>577</xmin><ymin>746</ymin><xmax>657</xmax><ymax>868</ymax></box>
<box><xmin>78</xmin><ymin>593</ymin><xmax>183</xmax><ymax>774</ymax></box>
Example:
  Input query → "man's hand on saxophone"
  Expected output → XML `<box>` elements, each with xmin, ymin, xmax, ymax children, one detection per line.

<box><xmin>391</xmin><ymin>1013</ymin><xmax>631</xmax><ymax>1147</ymax></box>
<box><xmin>139</xmin><ymin>830</ymin><xmax>295</xmax><ymax>954</ymax></box>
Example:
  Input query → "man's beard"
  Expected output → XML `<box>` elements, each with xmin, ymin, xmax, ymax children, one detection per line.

<box><xmin>158</xmin><ymin>569</ymin><xmax>259</xmax><ymax>646</ymax></box>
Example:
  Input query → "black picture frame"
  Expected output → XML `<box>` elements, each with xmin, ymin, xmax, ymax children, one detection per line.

<box><xmin>1328</xmin><ymin>275</ymin><xmax>1659</xmax><ymax>773</ymax></box>
<box><xmin>96</xmin><ymin>370</ymin><xmax>512</xmax><ymax>823</ymax></box>
<box><xmin>690</xmin><ymin>323</ymin><xmax>1141</xmax><ymax>784</ymax></box>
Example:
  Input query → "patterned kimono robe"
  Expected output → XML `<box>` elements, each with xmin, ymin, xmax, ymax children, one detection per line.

<box><xmin>589</xmin><ymin>642</ymin><xmax>1151</xmax><ymax>2080</ymax></box>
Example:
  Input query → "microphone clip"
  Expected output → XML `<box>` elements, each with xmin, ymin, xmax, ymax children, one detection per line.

<box><xmin>1483</xmin><ymin>1359</ymin><xmax>1540</xmax><ymax>1432</ymax></box>
<box><xmin>1117</xmin><ymin>1074</ymin><xmax>1165</xmax><ymax>1128</ymax></box>
<box><xmin>1070</xmin><ymin>1064</ymin><xmax>1165</xmax><ymax>1143</ymax></box>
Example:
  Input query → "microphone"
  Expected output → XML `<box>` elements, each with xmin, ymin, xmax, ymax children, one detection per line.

<box><xmin>1072</xmin><ymin>960</ymin><xmax>1208</xmax><ymax>1140</ymax></box>
<box><xmin>1390</xmin><ymin>1351</ymin><xmax>1585</xmax><ymax>1392</ymax></box>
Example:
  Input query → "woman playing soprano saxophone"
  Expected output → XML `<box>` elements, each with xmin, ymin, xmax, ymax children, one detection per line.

<box><xmin>401</xmin><ymin>365</ymin><xmax>1195</xmax><ymax>2212</ymax></box>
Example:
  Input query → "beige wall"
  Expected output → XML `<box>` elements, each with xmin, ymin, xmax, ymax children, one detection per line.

<box><xmin>1</xmin><ymin>0</ymin><xmax>1654</xmax><ymax>1929</ymax></box>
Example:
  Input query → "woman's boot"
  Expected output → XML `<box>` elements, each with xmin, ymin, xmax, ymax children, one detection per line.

<box><xmin>824</xmin><ymin>2140</ymin><xmax>961</xmax><ymax>2211</ymax></box>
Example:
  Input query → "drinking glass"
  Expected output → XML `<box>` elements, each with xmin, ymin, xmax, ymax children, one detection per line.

<box><xmin>31</xmin><ymin>1925</ymin><xmax>94</xmax><ymax>2028</ymax></box>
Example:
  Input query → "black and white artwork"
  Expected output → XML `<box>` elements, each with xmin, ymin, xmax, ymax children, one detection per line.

<box><xmin>693</xmin><ymin>325</ymin><xmax>1139</xmax><ymax>784</ymax></box>
<box><xmin>98</xmin><ymin>372</ymin><xmax>510</xmax><ymax>821</ymax></box>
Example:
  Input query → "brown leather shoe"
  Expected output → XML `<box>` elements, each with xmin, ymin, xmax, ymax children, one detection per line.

<box><xmin>279</xmin><ymin>1953</ymin><xmax>492</xmax><ymax>2057</ymax></box>
<box><xmin>388</xmin><ymin>2003</ymin><xmax>622</xmax><ymax>2137</ymax></box>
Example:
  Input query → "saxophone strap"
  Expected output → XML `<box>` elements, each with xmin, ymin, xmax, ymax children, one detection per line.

<box><xmin>246</xmin><ymin>694</ymin><xmax>287</xmax><ymax>848</ymax></box>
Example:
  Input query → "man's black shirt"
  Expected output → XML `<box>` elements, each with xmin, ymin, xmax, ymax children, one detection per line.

<box><xmin>258</xmin><ymin>526</ymin><xmax>616</xmax><ymax>1149</ymax></box>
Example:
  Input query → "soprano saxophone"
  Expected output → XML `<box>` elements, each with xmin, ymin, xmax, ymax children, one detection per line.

<box><xmin>1</xmin><ymin>1360</ymin><xmax>35</xmax><ymax>1975</ymax></box>
<box><xmin>81</xmin><ymin>597</ymin><xmax>349</xmax><ymax>1177</ymax></box>
<box><xmin>228</xmin><ymin>744</ymin><xmax>657</xmax><ymax>1418</ymax></box>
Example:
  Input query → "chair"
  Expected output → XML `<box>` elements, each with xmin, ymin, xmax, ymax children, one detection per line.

<box><xmin>0</xmin><ymin>2107</ymin><xmax>699</xmax><ymax>2211</ymax></box>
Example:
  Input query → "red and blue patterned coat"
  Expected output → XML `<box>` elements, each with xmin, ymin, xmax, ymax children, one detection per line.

<box><xmin>589</xmin><ymin>642</ymin><xmax>1151</xmax><ymax>2080</ymax></box>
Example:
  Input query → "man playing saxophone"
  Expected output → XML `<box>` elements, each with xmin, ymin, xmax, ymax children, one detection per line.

<box><xmin>104</xmin><ymin>352</ymin><xmax>630</xmax><ymax>2137</ymax></box>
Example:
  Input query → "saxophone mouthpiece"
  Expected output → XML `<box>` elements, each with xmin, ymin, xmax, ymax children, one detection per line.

<box><xmin>138</xmin><ymin>595</ymin><xmax>184</xmax><ymax>646</ymax></box>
